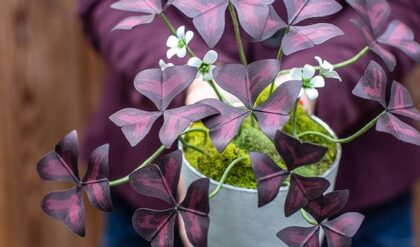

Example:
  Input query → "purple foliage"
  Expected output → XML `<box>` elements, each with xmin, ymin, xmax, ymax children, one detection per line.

<box><xmin>111</xmin><ymin>0</ymin><xmax>163</xmax><ymax>30</ymax></box>
<box><xmin>37</xmin><ymin>131</ymin><xmax>113</xmax><ymax>237</ymax></box>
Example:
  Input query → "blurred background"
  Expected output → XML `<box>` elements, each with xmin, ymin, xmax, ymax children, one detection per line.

<box><xmin>0</xmin><ymin>1</ymin><xmax>419</xmax><ymax>247</ymax></box>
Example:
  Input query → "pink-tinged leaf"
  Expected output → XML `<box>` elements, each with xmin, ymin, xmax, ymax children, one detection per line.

<box><xmin>282</xmin><ymin>24</ymin><xmax>344</xmax><ymax>56</ymax></box>
<box><xmin>285</xmin><ymin>174</ymin><xmax>330</xmax><ymax>217</ymax></box>
<box><xmin>285</xmin><ymin>0</ymin><xmax>342</xmax><ymax>25</ymax></box>
<box><xmin>321</xmin><ymin>212</ymin><xmax>365</xmax><ymax>247</ymax></box>
<box><xmin>351</xmin><ymin>60</ymin><xmax>387</xmax><ymax>108</ymax></box>
<box><xmin>84</xmin><ymin>182</ymin><xmax>112</xmax><ymax>212</ymax></box>
<box><xmin>170</xmin><ymin>0</ymin><xmax>228</xmax><ymax>48</ymax></box>
<box><xmin>109</xmin><ymin>108</ymin><xmax>161</xmax><ymax>147</ymax></box>
<box><xmin>254</xmin><ymin>6</ymin><xmax>287</xmax><ymax>41</ymax></box>
<box><xmin>351</xmin><ymin>18</ymin><xmax>396</xmax><ymax>71</ymax></box>
<box><xmin>277</xmin><ymin>225</ymin><xmax>320</xmax><ymax>247</ymax></box>
<box><xmin>304</xmin><ymin>190</ymin><xmax>349</xmax><ymax>223</ymax></box>
<box><xmin>179</xmin><ymin>178</ymin><xmax>210</xmax><ymax>247</ymax></box>
<box><xmin>160</xmin><ymin>103</ymin><xmax>218</xmax><ymax>148</ymax></box>
<box><xmin>111</xmin><ymin>0</ymin><xmax>162</xmax><ymax>14</ymax></box>
<box><xmin>388</xmin><ymin>81</ymin><xmax>420</xmax><ymax>120</ymax></box>
<box><xmin>274</xmin><ymin>131</ymin><xmax>327</xmax><ymax>171</ymax></box>
<box><xmin>134</xmin><ymin>66</ymin><xmax>197</xmax><ymax>111</ymax></box>
<box><xmin>250</xmin><ymin>152</ymin><xmax>289</xmax><ymax>207</ymax></box>
<box><xmin>213</xmin><ymin>59</ymin><xmax>281</xmax><ymax>109</ymax></box>
<box><xmin>346</xmin><ymin>0</ymin><xmax>390</xmax><ymax>34</ymax></box>
<box><xmin>55</xmin><ymin>130</ymin><xmax>79</xmax><ymax>178</ymax></box>
<box><xmin>253</xmin><ymin>80</ymin><xmax>302</xmax><ymax>139</ymax></box>
<box><xmin>230</xmin><ymin>0</ymin><xmax>274</xmax><ymax>40</ymax></box>
<box><xmin>376</xmin><ymin>113</ymin><xmax>420</xmax><ymax>146</ymax></box>
<box><xmin>132</xmin><ymin>208</ymin><xmax>177</xmax><ymax>247</ymax></box>
<box><xmin>201</xmin><ymin>99</ymin><xmax>250</xmax><ymax>152</ymax></box>
<box><xmin>155</xmin><ymin>150</ymin><xmax>183</xmax><ymax>200</ymax></box>
<box><xmin>42</xmin><ymin>188</ymin><xmax>85</xmax><ymax>237</ymax></box>
<box><xmin>378</xmin><ymin>20</ymin><xmax>420</xmax><ymax>63</ymax></box>
<box><xmin>112</xmin><ymin>15</ymin><xmax>156</xmax><ymax>31</ymax></box>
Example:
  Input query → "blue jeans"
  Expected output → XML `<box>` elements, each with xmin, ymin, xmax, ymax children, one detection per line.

<box><xmin>323</xmin><ymin>193</ymin><xmax>413</xmax><ymax>247</ymax></box>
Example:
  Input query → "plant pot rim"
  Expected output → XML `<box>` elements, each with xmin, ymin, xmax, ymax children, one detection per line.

<box><xmin>181</xmin><ymin>115</ymin><xmax>342</xmax><ymax>194</ymax></box>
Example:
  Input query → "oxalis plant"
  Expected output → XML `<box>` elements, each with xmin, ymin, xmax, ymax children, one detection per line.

<box><xmin>37</xmin><ymin>0</ymin><xmax>420</xmax><ymax>246</ymax></box>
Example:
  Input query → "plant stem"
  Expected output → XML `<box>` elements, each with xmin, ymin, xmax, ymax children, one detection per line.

<box><xmin>278</xmin><ymin>46</ymin><xmax>370</xmax><ymax>76</ymax></box>
<box><xmin>209</xmin><ymin>156</ymin><xmax>248</xmax><ymax>199</ymax></box>
<box><xmin>298</xmin><ymin>111</ymin><xmax>385</xmax><ymax>143</ymax></box>
<box><xmin>208</xmin><ymin>79</ymin><xmax>228</xmax><ymax>102</ymax></box>
<box><xmin>300</xmin><ymin>209</ymin><xmax>318</xmax><ymax>226</ymax></box>
<box><xmin>228</xmin><ymin>3</ymin><xmax>248</xmax><ymax>65</ymax></box>
<box><xmin>182</xmin><ymin>127</ymin><xmax>209</xmax><ymax>145</ymax></box>
<box><xmin>291</xmin><ymin>100</ymin><xmax>299</xmax><ymax>137</ymax></box>
<box><xmin>180</xmin><ymin>137</ymin><xmax>205</xmax><ymax>154</ymax></box>
<box><xmin>276</xmin><ymin>27</ymin><xmax>289</xmax><ymax>60</ymax></box>
<box><xmin>109</xmin><ymin>145</ymin><xmax>166</xmax><ymax>187</ymax></box>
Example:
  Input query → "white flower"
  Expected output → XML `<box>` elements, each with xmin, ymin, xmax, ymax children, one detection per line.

<box><xmin>315</xmin><ymin>56</ymin><xmax>342</xmax><ymax>81</ymax></box>
<box><xmin>159</xmin><ymin>59</ymin><xmax>174</xmax><ymax>70</ymax></box>
<box><xmin>166</xmin><ymin>26</ymin><xmax>194</xmax><ymax>59</ymax></box>
<box><xmin>290</xmin><ymin>64</ymin><xmax>325</xmax><ymax>100</ymax></box>
<box><xmin>187</xmin><ymin>50</ymin><xmax>218</xmax><ymax>81</ymax></box>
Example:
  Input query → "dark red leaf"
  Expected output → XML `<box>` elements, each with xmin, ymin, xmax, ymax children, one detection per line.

<box><xmin>387</xmin><ymin>81</ymin><xmax>420</xmax><ymax>120</ymax></box>
<box><xmin>376</xmin><ymin>113</ymin><xmax>420</xmax><ymax>146</ymax></box>
<box><xmin>378</xmin><ymin>20</ymin><xmax>420</xmax><ymax>63</ymax></box>
<box><xmin>179</xmin><ymin>178</ymin><xmax>210</xmax><ymax>247</ymax></box>
<box><xmin>277</xmin><ymin>225</ymin><xmax>320</xmax><ymax>247</ymax></box>
<box><xmin>109</xmin><ymin>108</ymin><xmax>161</xmax><ymax>147</ymax></box>
<box><xmin>55</xmin><ymin>130</ymin><xmax>79</xmax><ymax>179</ymax></box>
<box><xmin>111</xmin><ymin>0</ymin><xmax>163</xmax><ymax>14</ymax></box>
<box><xmin>304</xmin><ymin>190</ymin><xmax>349</xmax><ymax>223</ymax></box>
<box><xmin>351</xmin><ymin>60</ymin><xmax>387</xmax><ymax>108</ymax></box>
<box><xmin>160</xmin><ymin>103</ymin><xmax>218</xmax><ymax>148</ymax></box>
<box><xmin>282</xmin><ymin>23</ymin><xmax>344</xmax><ymax>56</ymax></box>
<box><xmin>201</xmin><ymin>99</ymin><xmax>250</xmax><ymax>152</ymax></box>
<box><xmin>284</xmin><ymin>0</ymin><xmax>342</xmax><ymax>25</ymax></box>
<box><xmin>321</xmin><ymin>212</ymin><xmax>365</xmax><ymax>247</ymax></box>
<box><xmin>285</xmin><ymin>174</ymin><xmax>330</xmax><ymax>217</ymax></box>
<box><xmin>112</xmin><ymin>15</ymin><xmax>156</xmax><ymax>31</ymax></box>
<box><xmin>250</xmin><ymin>152</ymin><xmax>289</xmax><ymax>207</ymax></box>
<box><xmin>253</xmin><ymin>80</ymin><xmax>302</xmax><ymax>139</ymax></box>
<box><xmin>347</xmin><ymin>0</ymin><xmax>390</xmax><ymax>34</ymax></box>
<box><xmin>274</xmin><ymin>131</ymin><xmax>327</xmax><ymax>171</ymax></box>
<box><xmin>42</xmin><ymin>188</ymin><xmax>85</xmax><ymax>237</ymax></box>
<box><xmin>37</xmin><ymin>152</ymin><xmax>78</xmax><ymax>183</ymax></box>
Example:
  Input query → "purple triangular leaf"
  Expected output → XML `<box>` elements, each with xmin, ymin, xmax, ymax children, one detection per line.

<box><xmin>387</xmin><ymin>81</ymin><xmax>420</xmax><ymax>121</ymax></box>
<box><xmin>156</xmin><ymin>150</ymin><xmax>183</xmax><ymax>201</ymax></box>
<box><xmin>111</xmin><ymin>0</ymin><xmax>163</xmax><ymax>14</ymax></box>
<box><xmin>42</xmin><ymin>187</ymin><xmax>85</xmax><ymax>237</ymax></box>
<box><xmin>285</xmin><ymin>174</ymin><xmax>330</xmax><ymax>217</ymax></box>
<box><xmin>160</xmin><ymin>103</ymin><xmax>218</xmax><ymax>148</ymax></box>
<box><xmin>170</xmin><ymin>0</ymin><xmax>229</xmax><ymax>48</ymax></box>
<box><xmin>304</xmin><ymin>190</ymin><xmax>349</xmax><ymax>223</ymax></box>
<box><xmin>253</xmin><ymin>6</ymin><xmax>286</xmax><ymax>42</ymax></box>
<box><xmin>274</xmin><ymin>131</ymin><xmax>328</xmax><ymax>171</ymax></box>
<box><xmin>112</xmin><ymin>15</ymin><xmax>156</xmax><ymax>31</ymax></box>
<box><xmin>179</xmin><ymin>178</ymin><xmax>210</xmax><ymax>247</ymax></box>
<box><xmin>277</xmin><ymin>225</ymin><xmax>320</xmax><ymax>247</ymax></box>
<box><xmin>346</xmin><ymin>0</ymin><xmax>390</xmax><ymax>35</ymax></box>
<box><xmin>378</xmin><ymin>20</ymin><xmax>420</xmax><ymax>63</ymax></box>
<box><xmin>132</xmin><ymin>208</ymin><xmax>177</xmax><ymax>247</ymax></box>
<box><xmin>134</xmin><ymin>66</ymin><xmax>197</xmax><ymax>111</ymax></box>
<box><xmin>321</xmin><ymin>212</ymin><xmax>365</xmax><ymax>247</ymax></box>
<box><xmin>213</xmin><ymin>59</ymin><xmax>281</xmax><ymax>109</ymax></box>
<box><xmin>253</xmin><ymin>80</ymin><xmax>302</xmax><ymax>139</ymax></box>
<box><xmin>376</xmin><ymin>113</ymin><xmax>420</xmax><ymax>146</ymax></box>
<box><xmin>282</xmin><ymin>24</ymin><xmax>344</xmax><ymax>56</ymax></box>
<box><xmin>250</xmin><ymin>152</ymin><xmax>289</xmax><ymax>207</ymax></box>
<box><xmin>109</xmin><ymin>108</ymin><xmax>161</xmax><ymax>147</ymax></box>
<box><xmin>285</xmin><ymin>0</ymin><xmax>342</xmax><ymax>25</ymax></box>
<box><xmin>82</xmin><ymin>144</ymin><xmax>113</xmax><ymax>212</ymax></box>
<box><xmin>201</xmin><ymin>99</ymin><xmax>250</xmax><ymax>152</ymax></box>
<box><xmin>55</xmin><ymin>130</ymin><xmax>79</xmax><ymax>179</ymax></box>
<box><xmin>351</xmin><ymin>60</ymin><xmax>388</xmax><ymax>108</ymax></box>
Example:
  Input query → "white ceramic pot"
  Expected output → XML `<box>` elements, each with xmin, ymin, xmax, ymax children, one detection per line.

<box><xmin>181</xmin><ymin>116</ymin><xmax>342</xmax><ymax>247</ymax></box>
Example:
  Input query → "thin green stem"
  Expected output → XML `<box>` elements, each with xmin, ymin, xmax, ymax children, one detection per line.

<box><xmin>180</xmin><ymin>137</ymin><xmax>205</xmax><ymax>154</ymax></box>
<box><xmin>228</xmin><ymin>3</ymin><xmax>248</xmax><ymax>65</ymax></box>
<box><xmin>278</xmin><ymin>46</ymin><xmax>370</xmax><ymax>76</ymax></box>
<box><xmin>276</xmin><ymin>28</ymin><xmax>289</xmax><ymax>60</ymax></box>
<box><xmin>291</xmin><ymin>101</ymin><xmax>299</xmax><ymax>138</ymax></box>
<box><xmin>109</xmin><ymin>145</ymin><xmax>166</xmax><ymax>187</ymax></box>
<box><xmin>298</xmin><ymin>111</ymin><xmax>385</xmax><ymax>143</ymax></box>
<box><xmin>300</xmin><ymin>209</ymin><xmax>318</xmax><ymax>226</ymax></box>
<box><xmin>209</xmin><ymin>156</ymin><xmax>248</xmax><ymax>199</ymax></box>
<box><xmin>182</xmin><ymin>127</ymin><xmax>208</xmax><ymax>145</ymax></box>
<box><xmin>208</xmin><ymin>79</ymin><xmax>228</xmax><ymax>102</ymax></box>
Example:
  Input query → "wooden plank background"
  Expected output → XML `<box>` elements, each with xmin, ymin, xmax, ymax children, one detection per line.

<box><xmin>0</xmin><ymin>0</ymin><xmax>419</xmax><ymax>247</ymax></box>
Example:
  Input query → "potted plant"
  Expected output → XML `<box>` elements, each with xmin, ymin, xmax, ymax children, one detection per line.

<box><xmin>37</xmin><ymin>0</ymin><xmax>420</xmax><ymax>246</ymax></box>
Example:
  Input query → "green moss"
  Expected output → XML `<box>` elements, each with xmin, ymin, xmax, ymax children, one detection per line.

<box><xmin>183</xmin><ymin>95</ymin><xmax>337</xmax><ymax>189</ymax></box>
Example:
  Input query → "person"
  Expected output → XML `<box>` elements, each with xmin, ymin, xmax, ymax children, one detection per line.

<box><xmin>78</xmin><ymin>0</ymin><xmax>420</xmax><ymax>246</ymax></box>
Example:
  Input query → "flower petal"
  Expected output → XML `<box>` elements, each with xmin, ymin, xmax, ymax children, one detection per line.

<box><xmin>166</xmin><ymin>35</ymin><xmax>179</xmax><ymax>48</ymax></box>
<box><xmin>310</xmin><ymin>76</ymin><xmax>325</xmax><ymax>88</ymax></box>
<box><xmin>176</xmin><ymin>47</ymin><xmax>187</xmax><ymax>58</ymax></box>
<box><xmin>290</xmin><ymin>68</ymin><xmax>303</xmax><ymax>80</ymax></box>
<box><xmin>203</xmin><ymin>50</ymin><xmax>218</xmax><ymax>64</ymax></box>
<box><xmin>325</xmin><ymin>71</ymin><xmax>342</xmax><ymax>81</ymax></box>
<box><xmin>314</xmin><ymin>56</ymin><xmax>323</xmax><ymax>67</ymax></box>
<box><xmin>177</xmin><ymin>26</ymin><xmax>186</xmax><ymax>39</ymax></box>
<box><xmin>187</xmin><ymin>57</ymin><xmax>203</xmax><ymax>68</ymax></box>
<box><xmin>167</xmin><ymin>48</ymin><xmax>177</xmax><ymax>59</ymax></box>
<box><xmin>185</xmin><ymin>30</ymin><xmax>194</xmax><ymax>44</ymax></box>
<box><xmin>305</xmin><ymin>88</ymin><xmax>319</xmax><ymax>100</ymax></box>
<box><xmin>302</xmin><ymin>64</ymin><xmax>315</xmax><ymax>79</ymax></box>
<box><xmin>202</xmin><ymin>72</ymin><xmax>212</xmax><ymax>81</ymax></box>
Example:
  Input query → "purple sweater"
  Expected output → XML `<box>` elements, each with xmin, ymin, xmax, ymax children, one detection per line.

<box><xmin>78</xmin><ymin>0</ymin><xmax>420</xmax><ymax>211</ymax></box>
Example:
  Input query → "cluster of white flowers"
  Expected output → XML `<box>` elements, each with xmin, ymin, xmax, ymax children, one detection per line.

<box><xmin>166</xmin><ymin>26</ymin><xmax>194</xmax><ymax>59</ymax></box>
<box><xmin>290</xmin><ymin>57</ymin><xmax>341</xmax><ymax>100</ymax></box>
